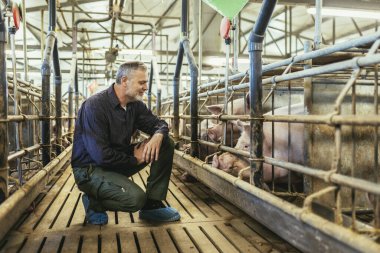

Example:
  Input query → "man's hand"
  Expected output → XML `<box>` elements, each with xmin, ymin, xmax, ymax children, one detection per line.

<box><xmin>143</xmin><ymin>133</ymin><xmax>164</xmax><ymax>163</ymax></box>
<box><xmin>134</xmin><ymin>141</ymin><xmax>146</xmax><ymax>165</ymax></box>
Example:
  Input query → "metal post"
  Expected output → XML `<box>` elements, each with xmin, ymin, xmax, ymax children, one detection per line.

<box><xmin>53</xmin><ymin>40</ymin><xmax>62</xmax><ymax>155</ymax></box>
<box><xmin>314</xmin><ymin>0</ymin><xmax>323</xmax><ymax>49</ymax></box>
<box><xmin>198</xmin><ymin>0</ymin><xmax>202</xmax><ymax>92</ymax></box>
<box><xmin>9</xmin><ymin>26</ymin><xmax>22</xmax><ymax>184</ymax></box>
<box><xmin>22</xmin><ymin>0</ymin><xmax>28</xmax><ymax>80</ymax></box>
<box><xmin>0</xmin><ymin>9</ymin><xmax>8</xmax><ymax>203</ymax></box>
<box><xmin>248</xmin><ymin>0</ymin><xmax>278</xmax><ymax>187</ymax></box>
<box><xmin>304</xmin><ymin>40</ymin><xmax>313</xmax><ymax>195</ymax></box>
<box><xmin>41</xmin><ymin>9</ymin><xmax>44</xmax><ymax>60</ymax></box>
<box><xmin>223</xmin><ymin>39</ymin><xmax>230</xmax><ymax>146</ymax></box>
<box><xmin>233</xmin><ymin>17</ymin><xmax>239</xmax><ymax>72</ymax></box>
<box><xmin>173</xmin><ymin>43</ymin><xmax>184</xmax><ymax>142</ymax></box>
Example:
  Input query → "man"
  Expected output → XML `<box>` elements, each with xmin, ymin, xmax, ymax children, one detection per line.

<box><xmin>71</xmin><ymin>61</ymin><xmax>180</xmax><ymax>225</ymax></box>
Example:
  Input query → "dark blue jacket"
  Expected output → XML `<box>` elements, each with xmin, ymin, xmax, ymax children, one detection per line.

<box><xmin>71</xmin><ymin>84</ymin><xmax>168</xmax><ymax>170</ymax></box>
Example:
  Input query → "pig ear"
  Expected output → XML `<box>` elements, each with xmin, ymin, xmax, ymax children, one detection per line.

<box><xmin>207</xmin><ymin>128</ymin><xmax>217</xmax><ymax>142</ymax></box>
<box><xmin>233</xmin><ymin>119</ymin><xmax>244</xmax><ymax>132</ymax></box>
<box><xmin>212</xmin><ymin>154</ymin><xmax>219</xmax><ymax>168</ymax></box>
<box><xmin>206</xmin><ymin>104</ymin><xmax>223</xmax><ymax>115</ymax></box>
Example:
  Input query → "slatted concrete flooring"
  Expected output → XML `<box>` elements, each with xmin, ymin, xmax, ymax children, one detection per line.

<box><xmin>0</xmin><ymin>165</ymin><xmax>299</xmax><ymax>253</ymax></box>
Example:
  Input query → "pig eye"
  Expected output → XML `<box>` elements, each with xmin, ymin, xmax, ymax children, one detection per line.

<box><xmin>245</xmin><ymin>145</ymin><xmax>249</xmax><ymax>148</ymax></box>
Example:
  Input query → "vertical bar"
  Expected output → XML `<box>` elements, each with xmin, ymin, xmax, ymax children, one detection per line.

<box><xmin>374</xmin><ymin>64</ymin><xmax>379</xmax><ymax>228</ymax></box>
<box><xmin>132</xmin><ymin>0</ymin><xmax>134</xmax><ymax>48</ymax></box>
<box><xmin>223</xmin><ymin>42</ymin><xmax>230</xmax><ymax>146</ymax></box>
<box><xmin>233</xmin><ymin>16</ymin><xmax>239</xmax><ymax>72</ymax></box>
<box><xmin>314</xmin><ymin>0</ymin><xmax>323</xmax><ymax>49</ymax></box>
<box><xmin>289</xmin><ymin>6</ymin><xmax>292</xmax><ymax>55</ymax></box>
<box><xmin>285</xmin><ymin>6</ymin><xmax>288</xmax><ymax>56</ymax></box>
<box><xmin>22</xmin><ymin>0</ymin><xmax>28</xmax><ymax>80</ymax></box>
<box><xmin>287</xmin><ymin>80</ymin><xmax>292</xmax><ymax>192</ymax></box>
<box><xmin>198</xmin><ymin>0</ymin><xmax>202</xmax><ymax>97</ymax></box>
<box><xmin>41</xmin><ymin>9</ymin><xmax>44</xmax><ymax>60</ymax></box>
<box><xmin>332</xmin><ymin>17</ymin><xmax>336</xmax><ymax>45</ymax></box>
<box><xmin>53</xmin><ymin>41</ymin><xmax>62</xmax><ymax>155</ymax></box>
<box><xmin>351</xmin><ymin>78</ymin><xmax>357</xmax><ymax>230</ymax></box>
<box><xmin>9</xmin><ymin>27</ymin><xmax>22</xmax><ymax>184</ymax></box>
<box><xmin>248</xmin><ymin>0</ymin><xmax>278</xmax><ymax>187</ymax></box>
<box><xmin>303</xmin><ymin>40</ymin><xmax>313</xmax><ymax>195</ymax></box>
<box><xmin>0</xmin><ymin>10</ymin><xmax>8</xmax><ymax>203</ymax></box>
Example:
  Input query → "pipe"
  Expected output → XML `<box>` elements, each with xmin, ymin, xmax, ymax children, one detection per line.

<box><xmin>53</xmin><ymin>40</ymin><xmax>62</xmax><ymax>155</ymax></box>
<box><xmin>9</xmin><ymin>25</ymin><xmax>22</xmax><ymax>184</ymax></box>
<box><xmin>41</xmin><ymin>32</ymin><xmax>56</xmax><ymax>166</ymax></box>
<box><xmin>181</xmin><ymin>0</ymin><xmax>188</xmax><ymax>37</ymax></box>
<box><xmin>147</xmin><ymin>61</ymin><xmax>153</xmax><ymax>110</ymax></box>
<box><xmin>166</xmin><ymin>52</ymin><xmax>380</xmax><ymax>105</ymax></box>
<box><xmin>0</xmin><ymin>7</ymin><xmax>8</xmax><ymax>203</ymax></box>
<box><xmin>173</xmin><ymin>43</ymin><xmax>184</xmax><ymax>141</ymax></box>
<box><xmin>0</xmin><ymin>146</ymin><xmax>72</xmax><ymax>242</ymax></box>
<box><xmin>174</xmin><ymin>150</ymin><xmax>380</xmax><ymax>253</ymax></box>
<box><xmin>314</xmin><ymin>0</ymin><xmax>323</xmax><ymax>49</ymax></box>
<box><xmin>183</xmin><ymin>38</ymin><xmax>199</xmax><ymax>157</ymax></box>
<box><xmin>248</xmin><ymin>0</ymin><xmax>277</xmax><ymax>187</ymax></box>
<box><xmin>163</xmin><ymin>31</ymin><xmax>380</xmax><ymax>103</ymax></box>
<box><xmin>49</xmin><ymin>0</ymin><xmax>56</xmax><ymax>31</ymax></box>
<box><xmin>22</xmin><ymin>0</ymin><xmax>28</xmax><ymax>80</ymax></box>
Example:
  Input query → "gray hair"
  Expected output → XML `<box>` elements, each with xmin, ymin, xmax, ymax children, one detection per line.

<box><xmin>115</xmin><ymin>60</ymin><xmax>148</xmax><ymax>84</ymax></box>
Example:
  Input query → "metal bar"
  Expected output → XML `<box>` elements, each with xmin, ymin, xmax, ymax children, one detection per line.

<box><xmin>0</xmin><ymin>7</ymin><xmax>8</xmax><ymax>203</ymax></box>
<box><xmin>173</xmin><ymin>43</ymin><xmax>184</xmax><ymax>141</ymax></box>
<box><xmin>41</xmin><ymin>32</ymin><xmax>56</xmax><ymax>166</ymax></box>
<box><xmin>0</xmin><ymin>146</ymin><xmax>72</xmax><ymax>242</ymax></box>
<box><xmin>249</xmin><ymin>0</ymin><xmax>277</xmax><ymax>186</ymax></box>
<box><xmin>314</xmin><ymin>0</ymin><xmax>323</xmax><ymax>49</ymax></box>
<box><xmin>53</xmin><ymin>40</ymin><xmax>62</xmax><ymax>155</ymax></box>
<box><xmin>21</xmin><ymin>0</ymin><xmax>28</xmax><ymax>80</ymax></box>
<box><xmin>183</xmin><ymin>37</ymin><xmax>199</xmax><ymax>157</ymax></box>
<box><xmin>173</xmin><ymin>150</ymin><xmax>380</xmax><ymax>253</ymax></box>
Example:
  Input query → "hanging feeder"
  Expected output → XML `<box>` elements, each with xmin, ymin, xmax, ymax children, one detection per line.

<box><xmin>12</xmin><ymin>3</ymin><xmax>22</xmax><ymax>31</ymax></box>
<box><xmin>202</xmin><ymin>0</ymin><xmax>249</xmax><ymax>19</ymax></box>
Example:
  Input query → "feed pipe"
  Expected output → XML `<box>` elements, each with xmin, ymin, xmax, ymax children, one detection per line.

<box><xmin>163</xmin><ymin>31</ymin><xmax>380</xmax><ymax>103</ymax></box>
<box><xmin>164</xmin><ymin>52</ymin><xmax>380</xmax><ymax>104</ymax></box>
<box><xmin>41</xmin><ymin>32</ymin><xmax>56</xmax><ymax>166</ymax></box>
<box><xmin>147</xmin><ymin>61</ymin><xmax>153</xmax><ymax>110</ymax></box>
<box><xmin>172</xmin><ymin>43</ymin><xmax>184</xmax><ymax>141</ymax></box>
<box><xmin>0</xmin><ymin>146</ymin><xmax>72</xmax><ymax>242</ymax></box>
<box><xmin>72</xmin><ymin>0</ymin><xmax>113</xmax><ymax>110</ymax></box>
<box><xmin>183</xmin><ymin>37</ymin><xmax>199</xmax><ymax>157</ymax></box>
<box><xmin>0</xmin><ymin>7</ymin><xmax>8</xmax><ymax>202</ymax></box>
<box><xmin>248</xmin><ymin>0</ymin><xmax>277</xmax><ymax>187</ymax></box>
<box><xmin>9</xmin><ymin>19</ymin><xmax>21</xmax><ymax>184</ymax></box>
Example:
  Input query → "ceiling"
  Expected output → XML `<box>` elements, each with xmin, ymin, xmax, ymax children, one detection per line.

<box><xmin>3</xmin><ymin>0</ymin><xmax>380</xmax><ymax>96</ymax></box>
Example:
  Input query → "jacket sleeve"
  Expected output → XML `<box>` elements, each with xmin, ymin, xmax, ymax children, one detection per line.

<box><xmin>80</xmin><ymin>101</ymin><xmax>138</xmax><ymax>168</ymax></box>
<box><xmin>134</xmin><ymin>101</ymin><xmax>169</xmax><ymax>136</ymax></box>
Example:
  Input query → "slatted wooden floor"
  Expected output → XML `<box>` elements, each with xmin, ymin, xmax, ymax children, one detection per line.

<box><xmin>0</xmin><ymin>165</ymin><xmax>299</xmax><ymax>253</ymax></box>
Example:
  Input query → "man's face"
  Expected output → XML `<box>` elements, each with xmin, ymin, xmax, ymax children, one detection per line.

<box><xmin>123</xmin><ymin>69</ymin><xmax>148</xmax><ymax>101</ymax></box>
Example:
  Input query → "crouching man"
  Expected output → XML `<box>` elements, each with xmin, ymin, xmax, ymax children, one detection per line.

<box><xmin>71</xmin><ymin>61</ymin><xmax>180</xmax><ymax>225</ymax></box>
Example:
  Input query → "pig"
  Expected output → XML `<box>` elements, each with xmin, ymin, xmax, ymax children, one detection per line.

<box><xmin>212</xmin><ymin>152</ymin><xmax>250</xmax><ymax>182</ymax></box>
<box><xmin>205</xmin><ymin>94</ymin><xmax>250</xmax><ymax>116</ymax></box>
<box><xmin>233</xmin><ymin>103</ymin><xmax>305</xmax><ymax>182</ymax></box>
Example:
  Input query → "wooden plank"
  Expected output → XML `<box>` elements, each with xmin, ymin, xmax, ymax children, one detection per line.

<box><xmin>18</xmin><ymin>236</ymin><xmax>44</xmax><ymax>253</ymax></box>
<box><xmin>243</xmin><ymin>219</ymin><xmax>300</xmax><ymax>253</ymax></box>
<box><xmin>215</xmin><ymin>223</ymin><xmax>261</xmax><ymax>253</ymax></box>
<box><xmin>80</xmin><ymin>234</ymin><xmax>99</xmax><ymax>253</ymax></box>
<box><xmin>136</xmin><ymin>230</ymin><xmax>158</xmax><ymax>253</ymax></box>
<box><xmin>39</xmin><ymin>234</ymin><xmax>63</xmax><ymax>253</ymax></box>
<box><xmin>18</xmin><ymin>168</ymin><xmax>72</xmax><ymax>233</ymax></box>
<box><xmin>151</xmin><ymin>229</ymin><xmax>178</xmax><ymax>253</ymax></box>
<box><xmin>68</xmin><ymin>189</ymin><xmax>86</xmax><ymax>228</ymax></box>
<box><xmin>33</xmin><ymin>176</ymin><xmax>76</xmax><ymax>232</ymax></box>
<box><xmin>52</xmin><ymin>187</ymin><xmax>80</xmax><ymax>230</ymax></box>
<box><xmin>230</xmin><ymin>219</ymin><xmax>278</xmax><ymax>253</ymax></box>
<box><xmin>0</xmin><ymin>233</ymin><xmax>26</xmax><ymax>253</ymax></box>
<box><xmin>167</xmin><ymin>227</ymin><xmax>198</xmax><ymax>253</ymax></box>
<box><xmin>171</xmin><ymin>170</ymin><xmax>227</xmax><ymax>219</ymax></box>
<box><xmin>119</xmin><ymin>231</ymin><xmax>138</xmax><ymax>253</ymax></box>
<box><xmin>117</xmin><ymin>211</ymin><xmax>133</xmax><ymax>226</ymax></box>
<box><xmin>139</xmin><ymin>169</ymin><xmax>192</xmax><ymax>221</ymax></box>
<box><xmin>60</xmin><ymin>234</ymin><xmax>81</xmax><ymax>253</ymax></box>
<box><xmin>172</xmin><ymin>169</ymin><xmax>232</xmax><ymax>218</ymax></box>
<box><xmin>200</xmin><ymin>224</ymin><xmax>240</xmax><ymax>253</ymax></box>
<box><xmin>101</xmin><ymin>232</ymin><xmax>119</xmax><ymax>253</ymax></box>
<box><xmin>183</xmin><ymin>224</ymin><xmax>219</xmax><ymax>253</ymax></box>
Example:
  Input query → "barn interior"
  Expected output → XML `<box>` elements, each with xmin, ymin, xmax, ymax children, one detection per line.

<box><xmin>0</xmin><ymin>0</ymin><xmax>380</xmax><ymax>252</ymax></box>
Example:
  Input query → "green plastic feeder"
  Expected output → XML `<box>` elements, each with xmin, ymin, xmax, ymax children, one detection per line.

<box><xmin>202</xmin><ymin>0</ymin><xmax>249</xmax><ymax>19</ymax></box>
